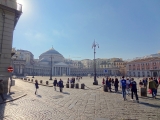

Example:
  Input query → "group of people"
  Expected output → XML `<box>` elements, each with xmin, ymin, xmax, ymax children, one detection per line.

<box><xmin>34</xmin><ymin>78</ymin><xmax>64</xmax><ymax>95</ymax></box>
<box><xmin>102</xmin><ymin>76</ymin><xmax>160</xmax><ymax>102</ymax></box>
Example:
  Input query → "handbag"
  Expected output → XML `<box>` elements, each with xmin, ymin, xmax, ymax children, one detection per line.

<box><xmin>148</xmin><ymin>89</ymin><xmax>152</xmax><ymax>94</ymax></box>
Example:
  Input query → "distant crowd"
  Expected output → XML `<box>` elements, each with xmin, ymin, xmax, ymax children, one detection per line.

<box><xmin>102</xmin><ymin>76</ymin><xmax>160</xmax><ymax>102</ymax></box>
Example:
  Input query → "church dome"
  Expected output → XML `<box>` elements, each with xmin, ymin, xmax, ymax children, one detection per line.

<box><xmin>41</xmin><ymin>48</ymin><xmax>62</xmax><ymax>56</ymax></box>
<box><xmin>39</xmin><ymin>47</ymin><xmax>64</xmax><ymax>63</ymax></box>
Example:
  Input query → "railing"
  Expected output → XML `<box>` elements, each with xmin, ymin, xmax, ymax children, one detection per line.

<box><xmin>0</xmin><ymin>0</ymin><xmax>22</xmax><ymax>12</ymax></box>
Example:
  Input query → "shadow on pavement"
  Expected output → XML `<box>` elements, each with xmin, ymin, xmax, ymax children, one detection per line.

<box><xmin>36</xmin><ymin>95</ymin><xmax>42</xmax><ymax>98</ymax></box>
<box><xmin>139</xmin><ymin>96</ymin><xmax>160</xmax><ymax>100</ymax></box>
<box><xmin>62</xmin><ymin>92</ymin><xmax>70</xmax><ymax>95</ymax></box>
<box><xmin>139</xmin><ymin>101</ymin><xmax>160</xmax><ymax>108</ymax></box>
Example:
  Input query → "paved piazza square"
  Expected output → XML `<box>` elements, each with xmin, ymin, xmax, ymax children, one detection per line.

<box><xmin>0</xmin><ymin>76</ymin><xmax>160</xmax><ymax>120</ymax></box>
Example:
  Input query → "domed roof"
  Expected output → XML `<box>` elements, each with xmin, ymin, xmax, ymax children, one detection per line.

<box><xmin>41</xmin><ymin>48</ymin><xmax>62</xmax><ymax>56</ymax></box>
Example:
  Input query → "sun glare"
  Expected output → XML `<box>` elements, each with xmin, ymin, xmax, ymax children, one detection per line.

<box><xmin>16</xmin><ymin>0</ymin><xmax>33</xmax><ymax>18</ymax></box>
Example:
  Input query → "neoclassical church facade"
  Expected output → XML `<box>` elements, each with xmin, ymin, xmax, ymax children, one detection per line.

<box><xmin>11</xmin><ymin>47</ymin><xmax>123</xmax><ymax>77</ymax></box>
<box><xmin>12</xmin><ymin>48</ymin><xmax>70</xmax><ymax>76</ymax></box>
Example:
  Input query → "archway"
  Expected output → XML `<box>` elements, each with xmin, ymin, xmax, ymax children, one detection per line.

<box><xmin>153</xmin><ymin>72</ymin><xmax>157</xmax><ymax>77</ymax></box>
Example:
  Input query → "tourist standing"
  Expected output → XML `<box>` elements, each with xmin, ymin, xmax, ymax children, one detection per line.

<box><xmin>130</xmin><ymin>78</ymin><xmax>139</xmax><ymax>103</ymax></box>
<box><xmin>111</xmin><ymin>78</ymin><xmax>114</xmax><ymax>86</ymax></box>
<box><xmin>59</xmin><ymin>79</ymin><xmax>64</xmax><ymax>92</ymax></box>
<box><xmin>143</xmin><ymin>78</ymin><xmax>148</xmax><ymax>88</ymax></box>
<box><xmin>0</xmin><ymin>80</ymin><xmax>6</xmax><ymax>101</ymax></box>
<box><xmin>149</xmin><ymin>77</ymin><xmax>157</xmax><ymax>98</ymax></box>
<box><xmin>53</xmin><ymin>78</ymin><xmax>57</xmax><ymax>91</ymax></box>
<box><xmin>108</xmin><ymin>78</ymin><xmax>112</xmax><ymax>92</ymax></box>
<box><xmin>105</xmin><ymin>77</ymin><xmax>109</xmax><ymax>91</ymax></box>
<box><xmin>120</xmin><ymin>76</ymin><xmax>127</xmax><ymax>101</ymax></box>
<box><xmin>153</xmin><ymin>78</ymin><xmax>159</xmax><ymax>97</ymax></box>
<box><xmin>102</xmin><ymin>78</ymin><xmax>105</xmax><ymax>85</ymax></box>
<box><xmin>114</xmin><ymin>78</ymin><xmax>119</xmax><ymax>92</ymax></box>
<box><xmin>35</xmin><ymin>80</ymin><xmax>39</xmax><ymax>95</ymax></box>
<box><xmin>139</xmin><ymin>80</ymin><xmax>143</xmax><ymax>87</ymax></box>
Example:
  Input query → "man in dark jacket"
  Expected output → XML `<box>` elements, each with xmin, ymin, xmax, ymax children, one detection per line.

<box><xmin>130</xmin><ymin>79</ymin><xmax>139</xmax><ymax>103</ymax></box>
<box><xmin>53</xmin><ymin>78</ymin><xmax>57</xmax><ymax>91</ymax></box>
<box><xmin>0</xmin><ymin>80</ymin><xmax>6</xmax><ymax>101</ymax></box>
<box><xmin>59</xmin><ymin>79</ymin><xmax>63</xmax><ymax>92</ymax></box>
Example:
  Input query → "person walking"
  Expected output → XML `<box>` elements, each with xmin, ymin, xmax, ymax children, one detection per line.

<box><xmin>149</xmin><ymin>77</ymin><xmax>157</xmax><ymax>99</ymax></box>
<box><xmin>59</xmin><ymin>79</ymin><xmax>64</xmax><ymax>92</ymax></box>
<box><xmin>114</xmin><ymin>78</ymin><xmax>119</xmax><ymax>92</ymax></box>
<box><xmin>126</xmin><ymin>78</ymin><xmax>131</xmax><ymax>96</ymax></box>
<box><xmin>120</xmin><ymin>76</ymin><xmax>127</xmax><ymax>101</ymax></box>
<box><xmin>53</xmin><ymin>78</ymin><xmax>57</xmax><ymax>91</ymax></box>
<box><xmin>130</xmin><ymin>78</ymin><xmax>139</xmax><ymax>103</ymax></box>
<box><xmin>35</xmin><ymin>80</ymin><xmax>39</xmax><ymax>95</ymax></box>
<box><xmin>0</xmin><ymin>80</ymin><xmax>6</xmax><ymax>101</ymax></box>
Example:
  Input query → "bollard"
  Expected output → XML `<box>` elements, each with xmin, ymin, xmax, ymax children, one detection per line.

<box><xmin>66</xmin><ymin>83</ymin><xmax>69</xmax><ymax>88</ymax></box>
<box><xmin>46</xmin><ymin>81</ymin><xmax>49</xmax><ymax>85</ymax></box>
<box><xmin>139</xmin><ymin>87</ymin><xmax>147</xmax><ymax>97</ymax></box>
<box><xmin>31</xmin><ymin>79</ymin><xmax>33</xmax><ymax>82</ymax></box>
<box><xmin>81</xmin><ymin>83</ymin><xmax>85</xmax><ymax>89</ymax></box>
<box><xmin>21</xmin><ymin>78</ymin><xmax>23</xmax><ymax>80</ymax></box>
<box><xmin>28</xmin><ymin>79</ymin><xmax>30</xmax><ymax>81</ymax></box>
<box><xmin>71</xmin><ymin>83</ymin><xmax>75</xmax><ymax>88</ymax></box>
<box><xmin>40</xmin><ymin>80</ymin><xmax>43</xmax><ymax>84</ymax></box>
<box><xmin>75</xmin><ymin>83</ymin><xmax>79</xmax><ymax>89</ymax></box>
<box><xmin>103</xmin><ymin>85</ymin><xmax>108</xmax><ymax>92</ymax></box>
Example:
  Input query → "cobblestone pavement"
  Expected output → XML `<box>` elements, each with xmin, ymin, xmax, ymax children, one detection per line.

<box><xmin>0</xmin><ymin>77</ymin><xmax>160</xmax><ymax>120</ymax></box>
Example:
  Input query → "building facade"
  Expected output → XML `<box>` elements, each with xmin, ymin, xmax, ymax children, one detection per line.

<box><xmin>0</xmin><ymin>0</ymin><xmax>22</xmax><ymax>93</ymax></box>
<box><xmin>12</xmin><ymin>48</ymin><xmax>71</xmax><ymax>76</ymax></box>
<box><xmin>126</xmin><ymin>56</ymin><xmax>160</xmax><ymax>77</ymax></box>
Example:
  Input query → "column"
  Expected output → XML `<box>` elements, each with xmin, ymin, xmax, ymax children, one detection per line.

<box><xmin>69</xmin><ymin>68</ymin><xmax>70</xmax><ymax>75</ymax></box>
<box><xmin>67</xmin><ymin>67</ymin><xmax>69</xmax><ymax>75</ymax></box>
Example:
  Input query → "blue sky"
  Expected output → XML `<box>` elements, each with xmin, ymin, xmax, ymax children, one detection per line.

<box><xmin>14</xmin><ymin>0</ymin><xmax>160</xmax><ymax>60</ymax></box>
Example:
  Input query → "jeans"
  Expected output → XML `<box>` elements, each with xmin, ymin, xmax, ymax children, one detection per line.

<box><xmin>131</xmin><ymin>89</ymin><xmax>139</xmax><ymax>100</ymax></box>
<box><xmin>115</xmin><ymin>87</ymin><xmax>118</xmax><ymax>92</ymax></box>
<box><xmin>122</xmin><ymin>88</ymin><xmax>126</xmax><ymax>99</ymax></box>
<box><xmin>59</xmin><ymin>87</ymin><xmax>63</xmax><ymax>92</ymax></box>
<box><xmin>126</xmin><ymin>88</ymin><xmax>130</xmax><ymax>95</ymax></box>
<box><xmin>0</xmin><ymin>93</ymin><xmax>5</xmax><ymax>100</ymax></box>
<box><xmin>54</xmin><ymin>86</ymin><xmax>56</xmax><ymax>90</ymax></box>
<box><xmin>151</xmin><ymin>88</ymin><xmax>156</xmax><ymax>97</ymax></box>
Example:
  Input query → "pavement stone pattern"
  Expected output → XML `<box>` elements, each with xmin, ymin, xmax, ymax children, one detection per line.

<box><xmin>0</xmin><ymin>76</ymin><xmax>160</xmax><ymax>120</ymax></box>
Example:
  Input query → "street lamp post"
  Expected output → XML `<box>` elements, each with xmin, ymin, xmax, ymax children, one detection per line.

<box><xmin>49</xmin><ymin>56</ymin><xmax>53</xmax><ymax>80</ymax></box>
<box><xmin>92</xmin><ymin>40</ymin><xmax>99</xmax><ymax>85</ymax></box>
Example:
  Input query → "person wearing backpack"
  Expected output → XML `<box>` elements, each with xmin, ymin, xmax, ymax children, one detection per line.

<box><xmin>120</xmin><ymin>76</ymin><xmax>127</xmax><ymax>101</ymax></box>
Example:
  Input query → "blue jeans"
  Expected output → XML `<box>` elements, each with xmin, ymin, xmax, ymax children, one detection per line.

<box><xmin>122</xmin><ymin>87</ymin><xmax>126</xmax><ymax>99</ymax></box>
<box><xmin>151</xmin><ymin>89</ymin><xmax>156</xmax><ymax>97</ymax></box>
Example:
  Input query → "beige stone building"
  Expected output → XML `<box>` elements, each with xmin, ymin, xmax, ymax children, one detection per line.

<box><xmin>0</xmin><ymin>0</ymin><xmax>22</xmax><ymax>93</ymax></box>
